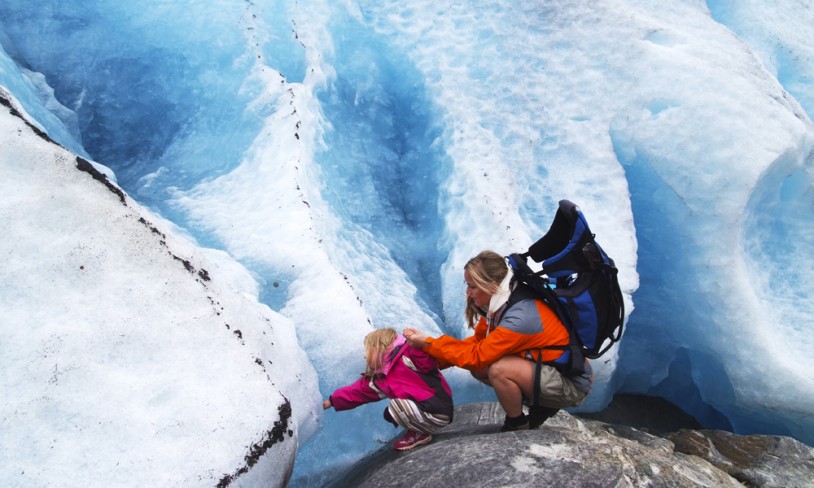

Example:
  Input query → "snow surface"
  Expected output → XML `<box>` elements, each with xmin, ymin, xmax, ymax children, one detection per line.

<box><xmin>1</xmin><ymin>0</ymin><xmax>812</xmax><ymax>486</ymax></box>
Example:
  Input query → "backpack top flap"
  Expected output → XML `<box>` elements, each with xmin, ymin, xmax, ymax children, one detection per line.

<box><xmin>527</xmin><ymin>200</ymin><xmax>592</xmax><ymax>278</ymax></box>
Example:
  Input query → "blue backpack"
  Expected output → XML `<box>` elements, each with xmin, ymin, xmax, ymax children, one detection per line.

<box><xmin>506</xmin><ymin>199</ymin><xmax>625</xmax><ymax>376</ymax></box>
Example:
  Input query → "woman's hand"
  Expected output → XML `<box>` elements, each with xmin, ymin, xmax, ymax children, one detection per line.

<box><xmin>403</xmin><ymin>327</ymin><xmax>429</xmax><ymax>348</ymax></box>
<box><xmin>323</xmin><ymin>399</ymin><xmax>332</xmax><ymax>410</ymax></box>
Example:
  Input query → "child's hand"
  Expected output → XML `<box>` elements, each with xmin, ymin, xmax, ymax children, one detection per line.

<box><xmin>323</xmin><ymin>399</ymin><xmax>332</xmax><ymax>410</ymax></box>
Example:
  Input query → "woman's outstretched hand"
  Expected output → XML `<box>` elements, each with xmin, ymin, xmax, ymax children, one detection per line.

<box><xmin>403</xmin><ymin>327</ymin><xmax>429</xmax><ymax>347</ymax></box>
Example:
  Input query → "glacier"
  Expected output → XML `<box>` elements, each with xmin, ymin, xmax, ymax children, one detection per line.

<box><xmin>1</xmin><ymin>0</ymin><xmax>812</xmax><ymax>486</ymax></box>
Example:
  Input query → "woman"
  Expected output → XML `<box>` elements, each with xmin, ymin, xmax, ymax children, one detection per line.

<box><xmin>403</xmin><ymin>250</ymin><xmax>592</xmax><ymax>431</ymax></box>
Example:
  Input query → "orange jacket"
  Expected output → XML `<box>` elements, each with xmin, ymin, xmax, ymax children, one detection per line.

<box><xmin>423</xmin><ymin>298</ymin><xmax>569</xmax><ymax>371</ymax></box>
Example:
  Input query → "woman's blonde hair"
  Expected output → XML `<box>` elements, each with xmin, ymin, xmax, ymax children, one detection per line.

<box><xmin>464</xmin><ymin>250</ymin><xmax>508</xmax><ymax>329</ymax></box>
<box><xmin>363</xmin><ymin>327</ymin><xmax>398</xmax><ymax>376</ymax></box>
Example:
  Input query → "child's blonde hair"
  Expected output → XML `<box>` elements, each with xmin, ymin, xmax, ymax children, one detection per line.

<box><xmin>364</xmin><ymin>327</ymin><xmax>398</xmax><ymax>377</ymax></box>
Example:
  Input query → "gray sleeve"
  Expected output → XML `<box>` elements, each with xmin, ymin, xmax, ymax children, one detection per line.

<box><xmin>499</xmin><ymin>299</ymin><xmax>544</xmax><ymax>335</ymax></box>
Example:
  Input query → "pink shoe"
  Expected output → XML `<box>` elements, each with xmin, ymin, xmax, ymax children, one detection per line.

<box><xmin>393</xmin><ymin>430</ymin><xmax>432</xmax><ymax>451</ymax></box>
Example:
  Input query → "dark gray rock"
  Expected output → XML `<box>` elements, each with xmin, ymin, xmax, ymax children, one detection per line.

<box><xmin>577</xmin><ymin>393</ymin><xmax>702</xmax><ymax>435</ymax></box>
<box><xmin>667</xmin><ymin>429</ymin><xmax>814</xmax><ymax>488</ymax></box>
<box><xmin>331</xmin><ymin>402</ymin><xmax>814</xmax><ymax>488</ymax></box>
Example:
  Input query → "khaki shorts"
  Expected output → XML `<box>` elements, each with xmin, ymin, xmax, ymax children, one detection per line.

<box><xmin>534</xmin><ymin>364</ymin><xmax>588</xmax><ymax>409</ymax></box>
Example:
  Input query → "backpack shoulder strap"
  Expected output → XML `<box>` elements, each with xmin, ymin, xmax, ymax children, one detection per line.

<box><xmin>493</xmin><ymin>283</ymin><xmax>537</xmax><ymax>326</ymax></box>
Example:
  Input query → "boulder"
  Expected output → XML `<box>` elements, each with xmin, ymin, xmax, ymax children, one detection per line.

<box><xmin>332</xmin><ymin>402</ymin><xmax>814</xmax><ymax>487</ymax></box>
<box><xmin>667</xmin><ymin>429</ymin><xmax>814</xmax><ymax>487</ymax></box>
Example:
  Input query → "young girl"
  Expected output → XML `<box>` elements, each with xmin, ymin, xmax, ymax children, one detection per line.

<box><xmin>323</xmin><ymin>327</ymin><xmax>453</xmax><ymax>451</ymax></box>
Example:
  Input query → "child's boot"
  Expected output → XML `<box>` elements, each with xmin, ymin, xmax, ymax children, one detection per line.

<box><xmin>393</xmin><ymin>430</ymin><xmax>432</xmax><ymax>451</ymax></box>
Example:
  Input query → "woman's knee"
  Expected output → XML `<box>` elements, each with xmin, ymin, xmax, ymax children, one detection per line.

<box><xmin>487</xmin><ymin>360</ymin><xmax>509</xmax><ymax>381</ymax></box>
<box><xmin>487</xmin><ymin>356</ymin><xmax>529</xmax><ymax>382</ymax></box>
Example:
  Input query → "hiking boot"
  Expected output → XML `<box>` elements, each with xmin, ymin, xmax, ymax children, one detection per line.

<box><xmin>393</xmin><ymin>431</ymin><xmax>432</xmax><ymax>451</ymax></box>
<box><xmin>500</xmin><ymin>414</ymin><xmax>530</xmax><ymax>432</ymax></box>
<box><xmin>528</xmin><ymin>406</ymin><xmax>559</xmax><ymax>429</ymax></box>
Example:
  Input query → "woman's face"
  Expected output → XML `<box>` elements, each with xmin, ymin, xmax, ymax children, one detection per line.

<box><xmin>464</xmin><ymin>269</ymin><xmax>493</xmax><ymax>309</ymax></box>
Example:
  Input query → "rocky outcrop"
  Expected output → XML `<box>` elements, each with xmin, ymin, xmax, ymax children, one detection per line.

<box><xmin>331</xmin><ymin>402</ymin><xmax>814</xmax><ymax>487</ymax></box>
<box><xmin>667</xmin><ymin>429</ymin><xmax>814</xmax><ymax>487</ymax></box>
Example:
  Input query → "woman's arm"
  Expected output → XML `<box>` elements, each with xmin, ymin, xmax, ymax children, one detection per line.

<box><xmin>405</xmin><ymin>326</ymin><xmax>529</xmax><ymax>371</ymax></box>
<box><xmin>403</xmin><ymin>318</ymin><xmax>487</xmax><ymax>347</ymax></box>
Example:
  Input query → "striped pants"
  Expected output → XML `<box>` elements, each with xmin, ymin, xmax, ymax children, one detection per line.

<box><xmin>386</xmin><ymin>398</ymin><xmax>451</xmax><ymax>434</ymax></box>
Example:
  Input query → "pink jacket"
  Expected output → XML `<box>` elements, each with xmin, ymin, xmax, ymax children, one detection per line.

<box><xmin>330</xmin><ymin>335</ymin><xmax>454</xmax><ymax>417</ymax></box>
